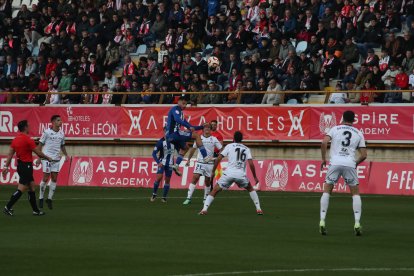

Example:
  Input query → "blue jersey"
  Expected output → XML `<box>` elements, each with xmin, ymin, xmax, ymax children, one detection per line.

<box><xmin>166</xmin><ymin>105</ymin><xmax>193</xmax><ymax>136</ymax></box>
<box><xmin>152</xmin><ymin>138</ymin><xmax>176</xmax><ymax>167</ymax></box>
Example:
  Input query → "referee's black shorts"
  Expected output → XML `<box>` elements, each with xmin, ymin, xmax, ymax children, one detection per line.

<box><xmin>17</xmin><ymin>160</ymin><xmax>34</xmax><ymax>185</ymax></box>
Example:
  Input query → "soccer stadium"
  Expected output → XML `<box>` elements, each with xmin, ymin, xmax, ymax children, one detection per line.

<box><xmin>1</xmin><ymin>0</ymin><xmax>414</xmax><ymax>275</ymax></box>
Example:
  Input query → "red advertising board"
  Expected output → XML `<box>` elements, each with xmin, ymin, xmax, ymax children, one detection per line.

<box><xmin>1</xmin><ymin>105</ymin><xmax>414</xmax><ymax>141</ymax></box>
<box><xmin>310</xmin><ymin>106</ymin><xmax>414</xmax><ymax>140</ymax></box>
<box><xmin>254</xmin><ymin>160</ymin><xmax>370</xmax><ymax>194</ymax></box>
<box><xmin>0</xmin><ymin>106</ymin><xmax>122</xmax><ymax>139</ymax></box>
<box><xmin>0</xmin><ymin>155</ymin><xmax>70</xmax><ymax>186</ymax></box>
<box><xmin>2</xmin><ymin>105</ymin><xmax>310</xmax><ymax>141</ymax></box>
<box><xmin>2</xmin><ymin>153</ymin><xmax>413</xmax><ymax>197</ymax></box>
<box><xmin>66</xmin><ymin>156</ymin><xmax>370</xmax><ymax>194</ymax></box>
<box><xmin>368</xmin><ymin>162</ymin><xmax>414</xmax><ymax>195</ymax></box>
<box><xmin>0</xmin><ymin>106</ymin><xmax>34</xmax><ymax>136</ymax></box>
<box><xmin>122</xmin><ymin>106</ymin><xmax>310</xmax><ymax>141</ymax></box>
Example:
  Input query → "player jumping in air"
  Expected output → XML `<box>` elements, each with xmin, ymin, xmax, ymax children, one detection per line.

<box><xmin>183</xmin><ymin>123</ymin><xmax>222</xmax><ymax>205</ymax></box>
<box><xmin>150</xmin><ymin>133</ymin><xmax>177</xmax><ymax>202</ymax></box>
<box><xmin>199</xmin><ymin>131</ymin><xmax>263</xmax><ymax>215</ymax></box>
<box><xmin>320</xmin><ymin>110</ymin><xmax>367</xmax><ymax>236</ymax></box>
<box><xmin>36</xmin><ymin>115</ymin><xmax>68</xmax><ymax>210</ymax></box>
<box><xmin>166</xmin><ymin>96</ymin><xmax>209</xmax><ymax>176</ymax></box>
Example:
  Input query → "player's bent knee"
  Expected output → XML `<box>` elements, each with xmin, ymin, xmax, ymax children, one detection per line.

<box><xmin>349</xmin><ymin>185</ymin><xmax>360</xmax><ymax>195</ymax></box>
<box><xmin>323</xmin><ymin>183</ymin><xmax>334</xmax><ymax>193</ymax></box>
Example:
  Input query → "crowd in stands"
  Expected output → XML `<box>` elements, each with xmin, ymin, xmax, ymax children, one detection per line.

<box><xmin>1</xmin><ymin>0</ymin><xmax>414</xmax><ymax>105</ymax></box>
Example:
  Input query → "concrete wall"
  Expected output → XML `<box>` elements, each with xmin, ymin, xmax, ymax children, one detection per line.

<box><xmin>1</xmin><ymin>144</ymin><xmax>413</xmax><ymax>162</ymax></box>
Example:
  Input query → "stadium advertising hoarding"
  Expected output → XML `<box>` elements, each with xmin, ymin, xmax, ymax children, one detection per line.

<box><xmin>0</xmin><ymin>106</ymin><xmax>121</xmax><ymax>139</ymax></box>
<box><xmin>66</xmin><ymin>157</ymin><xmax>370</xmax><ymax>194</ymax></box>
<box><xmin>123</xmin><ymin>106</ymin><xmax>310</xmax><ymax>140</ymax></box>
<box><xmin>1</xmin><ymin>155</ymin><xmax>413</xmax><ymax>196</ymax></box>
<box><xmin>1</xmin><ymin>105</ymin><xmax>414</xmax><ymax>141</ymax></box>
<box><xmin>0</xmin><ymin>156</ymin><xmax>71</xmax><ymax>186</ymax></box>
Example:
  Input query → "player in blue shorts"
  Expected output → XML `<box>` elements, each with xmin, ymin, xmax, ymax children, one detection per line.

<box><xmin>166</xmin><ymin>96</ymin><xmax>209</xmax><ymax>176</ymax></box>
<box><xmin>150</xmin><ymin>135</ymin><xmax>177</xmax><ymax>203</ymax></box>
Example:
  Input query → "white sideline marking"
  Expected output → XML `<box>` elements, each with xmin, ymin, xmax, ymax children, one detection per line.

<box><xmin>169</xmin><ymin>267</ymin><xmax>414</xmax><ymax>276</ymax></box>
<box><xmin>0</xmin><ymin>194</ymin><xmax>405</xmax><ymax>202</ymax></box>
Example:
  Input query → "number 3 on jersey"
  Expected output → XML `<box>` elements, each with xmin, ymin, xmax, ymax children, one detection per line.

<box><xmin>342</xmin><ymin>131</ymin><xmax>352</xmax><ymax>147</ymax></box>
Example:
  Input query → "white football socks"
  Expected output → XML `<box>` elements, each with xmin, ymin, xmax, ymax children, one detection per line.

<box><xmin>202</xmin><ymin>195</ymin><xmax>214</xmax><ymax>211</ymax></box>
<box><xmin>352</xmin><ymin>195</ymin><xmax>362</xmax><ymax>223</ymax></box>
<box><xmin>320</xmin><ymin>192</ymin><xmax>330</xmax><ymax>221</ymax></box>
<box><xmin>204</xmin><ymin>186</ymin><xmax>210</xmax><ymax>200</ymax></box>
<box><xmin>187</xmin><ymin>183</ymin><xmax>196</xmax><ymax>199</ymax></box>
<box><xmin>48</xmin><ymin>181</ymin><xmax>57</xmax><ymax>200</ymax></box>
<box><xmin>39</xmin><ymin>181</ymin><xmax>47</xmax><ymax>200</ymax></box>
<box><xmin>249</xmin><ymin>191</ymin><xmax>261</xmax><ymax>211</ymax></box>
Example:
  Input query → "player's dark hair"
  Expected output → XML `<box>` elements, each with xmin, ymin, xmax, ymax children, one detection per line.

<box><xmin>211</xmin><ymin>120</ymin><xmax>218</xmax><ymax>124</ymax></box>
<box><xmin>17</xmin><ymin>120</ymin><xmax>28</xmax><ymax>132</ymax></box>
<box><xmin>234</xmin><ymin>131</ymin><xmax>243</xmax><ymax>143</ymax></box>
<box><xmin>51</xmin><ymin>115</ymin><xmax>60</xmax><ymax>122</ymax></box>
<box><xmin>343</xmin><ymin>111</ymin><xmax>355</xmax><ymax>123</ymax></box>
<box><xmin>178</xmin><ymin>96</ymin><xmax>187</xmax><ymax>102</ymax></box>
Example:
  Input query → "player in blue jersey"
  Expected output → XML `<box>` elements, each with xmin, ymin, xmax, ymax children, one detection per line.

<box><xmin>150</xmin><ymin>135</ymin><xmax>177</xmax><ymax>202</ymax></box>
<box><xmin>166</xmin><ymin>96</ymin><xmax>209</xmax><ymax>176</ymax></box>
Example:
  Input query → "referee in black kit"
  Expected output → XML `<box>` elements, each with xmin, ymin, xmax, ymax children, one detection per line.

<box><xmin>2</xmin><ymin>120</ymin><xmax>52</xmax><ymax>216</ymax></box>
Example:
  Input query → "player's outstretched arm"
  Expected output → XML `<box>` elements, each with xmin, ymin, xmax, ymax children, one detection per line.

<box><xmin>172</xmin><ymin>109</ymin><xmax>193</xmax><ymax>129</ymax></box>
<box><xmin>33</xmin><ymin>147</ymin><xmax>52</xmax><ymax>162</ymax></box>
<box><xmin>248</xmin><ymin>159</ymin><xmax>259</xmax><ymax>183</ymax></box>
<box><xmin>320</xmin><ymin>135</ymin><xmax>331</xmax><ymax>170</ymax></box>
<box><xmin>355</xmin><ymin>148</ymin><xmax>367</xmax><ymax>167</ymax></box>
<box><xmin>2</xmin><ymin>148</ymin><xmax>15</xmax><ymax>177</ymax></box>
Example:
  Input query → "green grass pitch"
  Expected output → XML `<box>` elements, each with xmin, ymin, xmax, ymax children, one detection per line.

<box><xmin>1</xmin><ymin>185</ymin><xmax>414</xmax><ymax>276</ymax></box>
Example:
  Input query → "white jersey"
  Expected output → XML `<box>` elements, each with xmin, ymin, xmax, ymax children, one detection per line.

<box><xmin>220</xmin><ymin>143</ymin><xmax>253</xmax><ymax>176</ymax></box>
<box><xmin>39</xmin><ymin>128</ymin><xmax>65</xmax><ymax>161</ymax></box>
<box><xmin>327</xmin><ymin>125</ymin><xmax>366</xmax><ymax>168</ymax></box>
<box><xmin>193</xmin><ymin>135</ymin><xmax>222</xmax><ymax>163</ymax></box>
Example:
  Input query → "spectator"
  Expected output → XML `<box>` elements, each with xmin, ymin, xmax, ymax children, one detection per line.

<box><xmin>379</xmin><ymin>49</ymin><xmax>392</xmax><ymax>72</ymax></box>
<box><xmin>104</xmin><ymin>71</ymin><xmax>117</xmax><ymax>91</ymax></box>
<box><xmin>201</xmin><ymin>81</ymin><xmax>222</xmax><ymax>104</ymax></box>
<box><xmin>104</xmin><ymin>41</ymin><xmax>120</xmax><ymax>71</ymax></box>
<box><xmin>402</xmin><ymin>50</ymin><xmax>414</xmax><ymax>74</ymax></box>
<box><xmin>262</xmin><ymin>78</ymin><xmax>282</xmax><ymax>105</ymax></box>
<box><xmin>58</xmin><ymin>68</ymin><xmax>72</xmax><ymax>92</ymax></box>
<box><xmin>356</xmin><ymin>19</ymin><xmax>382</xmax><ymax>58</ymax></box>
<box><xmin>127</xmin><ymin>80</ymin><xmax>142</xmax><ymax>104</ymax></box>
<box><xmin>381</xmin><ymin>63</ymin><xmax>400</xmax><ymax>86</ymax></box>
<box><xmin>45</xmin><ymin>82</ymin><xmax>60</xmax><ymax>104</ymax></box>
<box><xmin>342</xmin><ymin>65</ymin><xmax>358</xmax><ymax>87</ymax></box>
<box><xmin>341</xmin><ymin>38</ymin><xmax>360</xmax><ymax>67</ymax></box>
<box><xmin>384</xmin><ymin>78</ymin><xmax>403</xmax><ymax>103</ymax></box>
<box><xmin>123</xmin><ymin>55</ymin><xmax>137</xmax><ymax>77</ymax></box>
<box><xmin>3</xmin><ymin>55</ymin><xmax>16</xmax><ymax>77</ymax></box>
<box><xmin>240</xmin><ymin>79</ymin><xmax>256</xmax><ymax>104</ymax></box>
<box><xmin>360</xmin><ymin>80</ymin><xmax>377</xmax><ymax>104</ymax></box>
<box><xmin>329</xmin><ymin>83</ymin><xmax>348</xmax><ymax>104</ymax></box>
<box><xmin>320</xmin><ymin>50</ymin><xmax>340</xmax><ymax>87</ymax></box>
<box><xmin>365</xmin><ymin>48</ymin><xmax>380</xmax><ymax>70</ymax></box>
<box><xmin>73</xmin><ymin>68</ymin><xmax>90</xmax><ymax>88</ymax></box>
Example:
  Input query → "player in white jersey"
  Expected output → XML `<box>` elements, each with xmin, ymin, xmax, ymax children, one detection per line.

<box><xmin>320</xmin><ymin>111</ymin><xmax>367</xmax><ymax>236</ymax></box>
<box><xmin>183</xmin><ymin>123</ymin><xmax>222</xmax><ymax>205</ymax></box>
<box><xmin>199</xmin><ymin>131</ymin><xmax>263</xmax><ymax>215</ymax></box>
<box><xmin>36</xmin><ymin>115</ymin><xmax>68</xmax><ymax>210</ymax></box>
